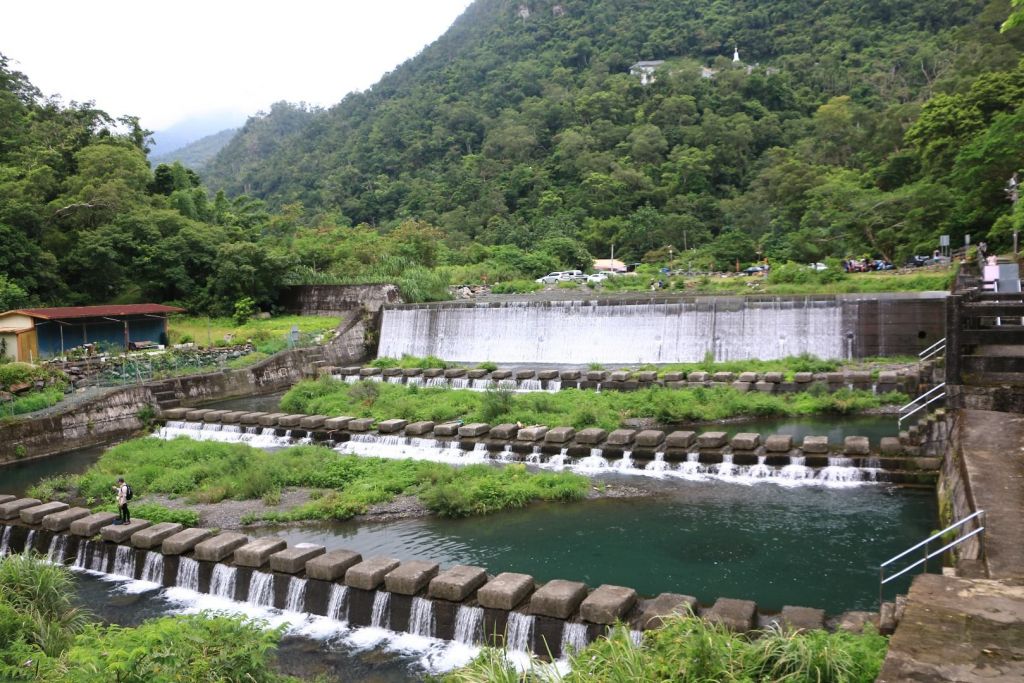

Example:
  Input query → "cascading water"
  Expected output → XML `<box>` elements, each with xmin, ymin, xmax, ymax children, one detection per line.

<box><xmin>549</xmin><ymin>448</ymin><xmax>576</xmax><ymax>469</ymax></box>
<box><xmin>744</xmin><ymin>455</ymin><xmax>774</xmax><ymax>479</ymax></box>
<box><xmin>157</xmin><ymin>421</ymin><xmax>294</xmax><ymax>448</ymax></box>
<box><xmin>645</xmin><ymin>452</ymin><xmax>668</xmax><ymax>472</ymax></box>
<box><xmin>284</xmin><ymin>577</ymin><xmax>307</xmax><ymax>612</ymax></box>
<box><xmin>141</xmin><ymin>552</ymin><xmax>164</xmax><ymax>584</ymax></box>
<box><xmin>611</xmin><ymin>450</ymin><xmax>634</xmax><ymax>470</ymax></box>
<box><xmin>1</xmin><ymin>526</ymin><xmax>13</xmax><ymax>555</ymax></box>
<box><xmin>560</xmin><ymin>622</ymin><xmax>589</xmax><ymax>655</ymax></box>
<box><xmin>47</xmin><ymin>534</ymin><xmax>68</xmax><ymax>563</ymax></box>
<box><xmin>23</xmin><ymin>529</ymin><xmax>37</xmax><ymax>554</ymax></box>
<box><xmin>453</xmin><ymin>605</ymin><xmax>483</xmax><ymax>645</ymax></box>
<box><xmin>505</xmin><ymin>612</ymin><xmax>534</xmax><ymax>652</ymax></box>
<box><xmin>407</xmin><ymin>597</ymin><xmax>435</xmax><ymax>637</ymax></box>
<box><xmin>370</xmin><ymin>591</ymin><xmax>391</xmax><ymax>628</ymax></box>
<box><xmin>247</xmin><ymin>572</ymin><xmax>275</xmax><ymax>607</ymax></box>
<box><xmin>779</xmin><ymin>455</ymin><xmax>814</xmax><ymax>480</ymax></box>
<box><xmin>377</xmin><ymin>298</ymin><xmax>846</xmax><ymax>363</ymax></box>
<box><xmin>326</xmin><ymin>584</ymin><xmax>349</xmax><ymax>621</ymax></box>
<box><xmin>209</xmin><ymin>564</ymin><xmax>237</xmax><ymax>599</ymax></box>
<box><xmin>715</xmin><ymin>453</ymin><xmax>737</xmax><ymax>476</ymax></box>
<box><xmin>176</xmin><ymin>557</ymin><xmax>200</xmax><ymax>591</ymax></box>
<box><xmin>111</xmin><ymin>545</ymin><xmax>136</xmax><ymax>577</ymax></box>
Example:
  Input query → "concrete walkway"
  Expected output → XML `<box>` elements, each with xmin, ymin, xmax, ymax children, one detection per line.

<box><xmin>960</xmin><ymin>409</ymin><xmax>1024</xmax><ymax>579</ymax></box>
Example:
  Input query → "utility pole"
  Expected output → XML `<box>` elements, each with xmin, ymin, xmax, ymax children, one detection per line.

<box><xmin>1007</xmin><ymin>172</ymin><xmax>1020</xmax><ymax>257</ymax></box>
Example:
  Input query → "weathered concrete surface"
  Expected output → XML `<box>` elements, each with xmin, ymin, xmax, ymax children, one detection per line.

<box><xmin>776</xmin><ymin>605</ymin><xmax>826</xmax><ymax>632</ymax></box>
<box><xmin>345</xmin><ymin>556</ymin><xmax>401</xmax><ymax>590</ymax></box>
<box><xmin>580</xmin><ymin>584</ymin><xmax>637</xmax><ymax>624</ymax></box>
<box><xmin>384</xmin><ymin>560</ymin><xmax>439</xmax><ymax>595</ymax></box>
<box><xmin>70</xmin><ymin>511</ymin><xmax>118</xmax><ymax>536</ymax></box>
<box><xmin>801</xmin><ymin>435</ymin><xmax>830</xmax><ymax>453</ymax></box>
<box><xmin>0</xmin><ymin>498</ymin><xmax>41</xmax><ymax>520</ymax></box>
<box><xmin>764</xmin><ymin>434</ymin><xmax>793</xmax><ymax>452</ymax></box>
<box><xmin>959</xmin><ymin>410</ymin><xmax>1024</xmax><ymax>579</ymax></box>
<box><xmin>376</xmin><ymin>419</ymin><xmax>408</xmax><ymax>434</ymax></box>
<box><xmin>705</xmin><ymin>597</ymin><xmax>756</xmax><ymax>631</ymax></box>
<box><xmin>878</xmin><ymin>574</ymin><xmax>1024</xmax><ymax>682</ymax></box>
<box><xmin>429</xmin><ymin>565</ymin><xmax>488</xmax><ymax>602</ymax></box>
<box><xmin>100</xmin><ymin>519</ymin><xmax>151</xmax><ymax>543</ymax></box>
<box><xmin>161</xmin><ymin>528</ymin><xmax>213</xmax><ymax>555</ymax></box>
<box><xmin>233</xmin><ymin>538</ymin><xmax>287</xmax><ymax>567</ymax></box>
<box><xmin>194</xmin><ymin>532</ymin><xmax>249</xmax><ymax>562</ymax></box>
<box><xmin>131</xmin><ymin>522</ymin><xmax>184</xmax><ymax>549</ymax></box>
<box><xmin>478</xmin><ymin>572</ymin><xmax>534</xmax><ymax>610</ymax></box>
<box><xmin>21</xmin><ymin>501</ymin><xmax>69</xmax><ymax>525</ymax></box>
<box><xmin>635</xmin><ymin>593</ymin><xmax>698</xmax><ymax>630</ymax></box>
<box><xmin>41</xmin><ymin>506</ymin><xmax>90</xmax><ymax>531</ymax></box>
<box><xmin>270</xmin><ymin>544</ymin><xmax>326</xmax><ymax>573</ymax></box>
<box><xmin>0</xmin><ymin>495</ymin><xmax>13</xmax><ymax>505</ymax></box>
<box><xmin>529</xmin><ymin>579</ymin><xmax>588</xmax><ymax>619</ymax></box>
<box><xmin>305</xmin><ymin>550</ymin><xmax>362</xmax><ymax>581</ymax></box>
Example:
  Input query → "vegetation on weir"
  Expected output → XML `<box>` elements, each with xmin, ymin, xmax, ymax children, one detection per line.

<box><xmin>0</xmin><ymin>554</ymin><xmax>297</xmax><ymax>682</ymax></box>
<box><xmin>166</xmin><ymin>314</ymin><xmax>340</xmax><ymax>354</ymax></box>
<box><xmin>444</xmin><ymin>613</ymin><xmax>888</xmax><ymax>683</ymax></box>
<box><xmin>30</xmin><ymin>437</ymin><xmax>588</xmax><ymax>524</ymax></box>
<box><xmin>282</xmin><ymin>377</ymin><xmax>906</xmax><ymax>431</ymax></box>
<box><xmin>0</xmin><ymin>363</ymin><xmax>69</xmax><ymax>420</ymax></box>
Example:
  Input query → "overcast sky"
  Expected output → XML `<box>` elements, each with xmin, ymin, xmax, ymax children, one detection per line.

<box><xmin>1</xmin><ymin>0</ymin><xmax>474</xmax><ymax>130</ymax></box>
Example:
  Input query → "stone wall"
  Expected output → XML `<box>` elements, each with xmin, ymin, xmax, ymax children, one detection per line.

<box><xmin>927</xmin><ymin>411</ymin><xmax>984</xmax><ymax>566</ymax></box>
<box><xmin>278</xmin><ymin>284</ymin><xmax>401</xmax><ymax>317</ymax></box>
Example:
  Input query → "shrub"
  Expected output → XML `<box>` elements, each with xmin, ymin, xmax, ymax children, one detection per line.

<box><xmin>490</xmin><ymin>279</ymin><xmax>542</xmax><ymax>294</ymax></box>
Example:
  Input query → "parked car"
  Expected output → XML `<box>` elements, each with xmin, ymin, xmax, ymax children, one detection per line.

<box><xmin>587</xmin><ymin>272</ymin><xmax>609</xmax><ymax>284</ymax></box>
<box><xmin>905</xmin><ymin>255</ymin><xmax>930</xmax><ymax>268</ymax></box>
<box><xmin>536</xmin><ymin>271</ymin><xmax>567</xmax><ymax>284</ymax></box>
<box><xmin>809</xmin><ymin>262</ymin><xmax>828</xmax><ymax>271</ymax></box>
<box><xmin>742</xmin><ymin>265</ymin><xmax>768</xmax><ymax>276</ymax></box>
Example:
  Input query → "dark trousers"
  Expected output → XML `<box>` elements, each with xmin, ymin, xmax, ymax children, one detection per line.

<box><xmin>119</xmin><ymin>503</ymin><xmax>130</xmax><ymax>523</ymax></box>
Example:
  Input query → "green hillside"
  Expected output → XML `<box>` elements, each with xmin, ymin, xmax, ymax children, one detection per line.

<box><xmin>151</xmin><ymin>128</ymin><xmax>238</xmax><ymax>170</ymax></box>
<box><xmin>204</xmin><ymin>0</ymin><xmax>1024</xmax><ymax>265</ymax></box>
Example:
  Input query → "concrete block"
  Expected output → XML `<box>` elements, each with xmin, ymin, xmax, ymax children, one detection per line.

<box><xmin>529</xmin><ymin>579</ymin><xmax>588</xmax><ymax>619</ymax></box>
<box><xmin>458</xmin><ymin>422</ymin><xmax>490</xmax><ymax>437</ymax></box>
<box><xmin>277</xmin><ymin>414</ymin><xmax>303</xmax><ymax>428</ymax></box>
<box><xmin>515</xmin><ymin>369</ymin><xmax>536</xmax><ymax>380</ymax></box>
<box><xmin>433</xmin><ymin>422</ymin><xmax>461</xmax><ymax>437</ymax></box>
<box><xmin>299</xmin><ymin>415</ymin><xmax>327</xmax><ymax>430</ymax></box>
<box><xmin>0</xmin><ymin>495</ymin><xmax>12</xmax><ymax>505</ymax></box>
<box><xmin>801</xmin><ymin>435</ymin><xmax>830</xmax><ymax>453</ymax></box>
<box><xmin>778</xmin><ymin>605</ymin><xmax>826</xmax><ymax>632</ymax></box>
<box><xmin>20</xmin><ymin>501</ymin><xmax>69</xmax><ymax>525</ymax></box>
<box><xmin>544</xmin><ymin>426</ymin><xmax>575</xmax><ymax>444</ymax></box>
<box><xmin>258</xmin><ymin>412</ymin><xmax>286</xmax><ymax>426</ymax></box>
<box><xmin>635</xmin><ymin>371</ymin><xmax>658</xmax><ymax>382</ymax></box>
<box><xmin>347</xmin><ymin>418</ymin><xmax>374</xmax><ymax>432</ymax></box>
<box><xmin>100</xmin><ymin>519</ymin><xmax>151</xmax><ymax>543</ymax></box>
<box><xmin>794</xmin><ymin>372</ymin><xmax>814</xmax><ymax>383</ymax></box>
<box><xmin>877</xmin><ymin>371</ymin><xmax>898</xmax><ymax>384</ymax></box>
<box><xmin>478</xmin><ymin>572</ymin><xmax>535</xmax><ymax>610</ymax></box>
<box><xmin>385</xmin><ymin>560</ymin><xmax>439</xmax><ymax>595</ymax></box>
<box><xmin>825</xmin><ymin>372</ymin><xmax>845</xmax><ymax>384</ymax></box>
<box><xmin>305</xmin><ymin>549</ymin><xmax>362</xmax><ymax>581</ymax></box>
<box><xmin>763</xmin><ymin>372</ymin><xmax>783</xmax><ymax>383</ymax></box>
<box><xmin>609</xmin><ymin>371</ymin><xmax>630</xmax><ymax>382</ymax></box>
<box><xmin>444</xmin><ymin>367</ymin><xmax>467</xmax><ymax>378</ymax></box>
<box><xmin>131</xmin><ymin>522</ymin><xmax>184</xmax><ymax>549</ymax></box>
<box><xmin>606</xmin><ymin>429</ymin><xmax>636</xmax><ymax>446</ymax></box>
<box><xmin>879</xmin><ymin>437</ymin><xmax>903</xmax><ymax>456</ymax></box>
<box><xmin>490</xmin><ymin>370</ymin><xmax>512</xmax><ymax>380</ymax></box>
<box><xmin>706</xmin><ymin>597</ymin><xmax>757</xmax><ymax>631</ymax></box>
<box><xmin>162</xmin><ymin>528</ymin><xmax>213</xmax><ymax>555</ymax></box>
<box><xmin>835</xmin><ymin>610</ymin><xmax>878</xmax><ymax>634</ymax></box>
<box><xmin>662</xmin><ymin>372</ymin><xmax>685</xmax><ymax>381</ymax></box>
<box><xmin>517</xmin><ymin>426</ymin><xmax>548</xmax><ymax>441</ymax></box>
<box><xmin>580</xmin><ymin>584</ymin><xmax>637</xmax><ymax>625</ymax></box>
<box><xmin>324</xmin><ymin>416</ymin><xmax>354</xmax><ymax>430</ymax></box>
<box><xmin>382</xmin><ymin>367</ymin><xmax>402</xmax><ymax>377</ymax></box>
<box><xmin>467</xmin><ymin>368</ymin><xmax>488</xmax><ymax>379</ymax></box>
<box><xmin>634</xmin><ymin>430</ymin><xmax>665</xmax><ymax>448</ymax></box>
<box><xmin>345</xmin><ymin>556</ymin><xmax>401</xmax><ymax>590</ymax></box>
<box><xmin>712</xmin><ymin>371</ymin><xmax>735</xmax><ymax>383</ymax></box>
<box><xmin>537</xmin><ymin>369</ymin><xmax>559</xmax><ymax>380</ymax></box>
<box><xmin>233</xmin><ymin>537</ymin><xmax>288</xmax><ymax>567</ymax></box>
<box><xmin>489</xmin><ymin>423</ymin><xmax>518</xmax><ymax>440</ymax></box>
<box><xmin>730</xmin><ymin>433</ymin><xmax>760</xmax><ymax>451</ymax></box>
<box><xmin>846</xmin><ymin>371</ymin><xmax>871</xmax><ymax>384</ymax></box>
<box><xmin>402</xmin><ymin>368</ymin><xmax>423</xmax><ymax>377</ymax></box>
<box><xmin>239</xmin><ymin>412</ymin><xmax>266</xmax><ymax>425</ymax></box>
<box><xmin>586</xmin><ymin>370</ymin><xmax>607</xmax><ymax>381</ymax></box>
<box><xmin>764</xmin><ymin>434</ymin><xmax>793</xmax><ymax>452</ymax></box>
<box><xmin>338</xmin><ymin>366</ymin><xmax>361</xmax><ymax>375</ymax></box>
<box><xmin>0</xmin><ymin>498</ymin><xmax>41</xmax><ymax>520</ymax></box>
<box><xmin>221</xmin><ymin>411</ymin><xmax>247</xmax><ymax>424</ymax></box>
<box><xmin>843</xmin><ymin>436</ymin><xmax>870</xmax><ymax>455</ymax></box>
<box><xmin>203</xmin><ymin>410</ymin><xmax>229</xmax><ymax>423</ymax></box>
<box><xmin>405</xmin><ymin>421</ymin><xmax>435</xmax><ymax>436</ymax></box>
<box><xmin>575</xmin><ymin>428</ymin><xmax>607</xmax><ymax>445</ymax></box>
<box><xmin>41</xmin><ymin>506</ymin><xmax>90</xmax><ymax>532</ymax></box>
<box><xmin>194</xmin><ymin>532</ymin><xmax>249</xmax><ymax>562</ymax></box>
<box><xmin>755</xmin><ymin>381</ymin><xmax>775</xmax><ymax>393</ymax></box>
<box><xmin>270</xmin><ymin>544</ymin><xmax>326</xmax><ymax>573</ymax></box>
<box><xmin>70</xmin><ymin>511</ymin><xmax>119</xmax><ymax>536</ymax></box>
<box><xmin>429</xmin><ymin>565</ymin><xmax>487</xmax><ymax>602</ymax></box>
<box><xmin>636</xmin><ymin>593</ymin><xmax>697</xmax><ymax>630</ymax></box>
<box><xmin>559</xmin><ymin>370</ymin><xmax>581</xmax><ymax>380</ymax></box>
<box><xmin>185</xmin><ymin>409</ymin><xmax>211</xmax><ymax>421</ymax></box>
<box><xmin>377</xmin><ymin>419</ymin><xmax>408</xmax><ymax>434</ymax></box>
<box><xmin>687</xmin><ymin>371</ymin><xmax>708</xmax><ymax>382</ymax></box>
<box><xmin>665</xmin><ymin>431</ymin><xmax>696</xmax><ymax>449</ymax></box>
<box><xmin>738</xmin><ymin>372</ymin><xmax>758</xmax><ymax>383</ymax></box>
<box><xmin>162</xmin><ymin>408</ymin><xmax>187</xmax><ymax>419</ymax></box>
<box><xmin>423</xmin><ymin>368</ymin><xmax>444</xmax><ymax>378</ymax></box>
<box><xmin>359</xmin><ymin>366</ymin><xmax>382</xmax><ymax>376</ymax></box>
<box><xmin>697</xmin><ymin>432</ymin><xmax>727</xmax><ymax>449</ymax></box>
<box><xmin>731</xmin><ymin>381</ymin><xmax>752</xmax><ymax>393</ymax></box>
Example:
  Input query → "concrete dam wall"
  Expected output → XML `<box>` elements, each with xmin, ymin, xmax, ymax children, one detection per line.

<box><xmin>378</xmin><ymin>293</ymin><xmax>947</xmax><ymax>364</ymax></box>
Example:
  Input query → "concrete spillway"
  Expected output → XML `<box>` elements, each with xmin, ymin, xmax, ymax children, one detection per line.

<box><xmin>377</xmin><ymin>294</ymin><xmax>946</xmax><ymax>364</ymax></box>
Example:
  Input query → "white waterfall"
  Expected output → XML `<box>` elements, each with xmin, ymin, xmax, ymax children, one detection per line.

<box><xmin>453</xmin><ymin>605</ymin><xmax>484</xmax><ymax>644</ymax></box>
<box><xmin>370</xmin><ymin>591</ymin><xmax>391</xmax><ymax>628</ymax></box>
<box><xmin>378</xmin><ymin>298</ymin><xmax>847</xmax><ymax>363</ymax></box>
<box><xmin>247</xmin><ymin>571</ymin><xmax>275</xmax><ymax>607</ymax></box>
<box><xmin>23</xmin><ymin>530</ymin><xmax>36</xmax><ymax>554</ymax></box>
<box><xmin>157</xmin><ymin>421</ymin><xmax>294</xmax><ymax>447</ymax></box>
<box><xmin>141</xmin><ymin>552</ymin><xmax>164</xmax><ymax>583</ymax></box>
<box><xmin>0</xmin><ymin>526</ymin><xmax>12</xmax><ymax>555</ymax></box>
<box><xmin>46</xmin><ymin>534</ymin><xmax>68</xmax><ymax>563</ymax></box>
<box><xmin>284</xmin><ymin>577</ymin><xmax>307</xmax><ymax>612</ymax></box>
<box><xmin>560</xmin><ymin>622</ymin><xmax>589</xmax><ymax>655</ymax></box>
<box><xmin>210</xmin><ymin>564</ymin><xmax>237</xmax><ymax>598</ymax></box>
<box><xmin>327</xmin><ymin>584</ymin><xmax>349</xmax><ymax>621</ymax></box>
<box><xmin>176</xmin><ymin>557</ymin><xmax>200</xmax><ymax>591</ymax></box>
<box><xmin>506</xmin><ymin>612</ymin><xmax>534</xmax><ymax>652</ymax></box>
<box><xmin>408</xmin><ymin>597</ymin><xmax>435</xmax><ymax>637</ymax></box>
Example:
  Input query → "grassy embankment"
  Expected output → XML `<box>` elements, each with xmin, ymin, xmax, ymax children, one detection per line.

<box><xmin>445</xmin><ymin>613</ymin><xmax>888</xmax><ymax>683</ymax></box>
<box><xmin>28</xmin><ymin>437</ymin><xmax>588</xmax><ymax>525</ymax></box>
<box><xmin>282</xmin><ymin>378</ymin><xmax>906</xmax><ymax>432</ymax></box>
<box><xmin>0</xmin><ymin>363</ymin><xmax>68</xmax><ymax>420</ymax></box>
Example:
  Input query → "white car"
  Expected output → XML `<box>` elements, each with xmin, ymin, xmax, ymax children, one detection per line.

<box><xmin>587</xmin><ymin>273</ymin><xmax>609</xmax><ymax>283</ymax></box>
<box><xmin>536</xmin><ymin>272</ymin><xmax>567</xmax><ymax>284</ymax></box>
<box><xmin>809</xmin><ymin>262</ymin><xmax>828</xmax><ymax>271</ymax></box>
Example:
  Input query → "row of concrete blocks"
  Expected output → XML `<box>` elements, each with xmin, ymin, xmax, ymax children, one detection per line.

<box><xmin>162</xmin><ymin>408</ymin><xmax>919</xmax><ymax>458</ymax></box>
<box><xmin>0</xmin><ymin>509</ymin><xmax>867</xmax><ymax>656</ymax></box>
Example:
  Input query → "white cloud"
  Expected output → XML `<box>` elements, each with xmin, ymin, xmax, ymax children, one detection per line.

<box><xmin>1</xmin><ymin>0</ymin><xmax>473</xmax><ymax>129</ymax></box>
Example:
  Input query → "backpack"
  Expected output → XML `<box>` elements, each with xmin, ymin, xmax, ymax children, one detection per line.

<box><xmin>124</xmin><ymin>484</ymin><xmax>133</xmax><ymax>501</ymax></box>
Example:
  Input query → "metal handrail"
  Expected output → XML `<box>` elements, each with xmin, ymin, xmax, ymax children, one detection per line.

<box><xmin>879</xmin><ymin>510</ymin><xmax>985</xmax><ymax>606</ymax></box>
<box><xmin>919</xmin><ymin>337</ymin><xmax>946</xmax><ymax>362</ymax></box>
<box><xmin>897</xmin><ymin>383</ymin><xmax>946</xmax><ymax>427</ymax></box>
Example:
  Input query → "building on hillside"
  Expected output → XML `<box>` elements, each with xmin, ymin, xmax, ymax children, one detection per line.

<box><xmin>593</xmin><ymin>258</ymin><xmax>628</xmax><ymax>273</ymax></box>
<box><xmin>629</xmin><ymin>60</ymin><xmax>665</xmax><ymax>85</ymax></box>
<box><xmin>0</xmin><ymin>304</ymin><xmax>185</xmax><ymax>362</ymax></box>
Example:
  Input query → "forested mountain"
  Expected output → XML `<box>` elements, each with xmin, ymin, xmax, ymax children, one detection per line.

<box><xmin>151</xmin><ymin>128</ymin><xmax>238</xmax><ymax>171</ymax></box>
<box><xmin>203</xmin><ymin>0</ymin><xmax>1024</xmax><ymax>266</ymax></box>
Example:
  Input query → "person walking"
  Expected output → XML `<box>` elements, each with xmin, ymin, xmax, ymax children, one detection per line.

<box><xmin>112</xmin><ymin>477</ymin><xmax>130</xmax><ymax>525</ymax></box>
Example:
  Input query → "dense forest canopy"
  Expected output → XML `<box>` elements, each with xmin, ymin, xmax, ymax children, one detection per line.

<box><xmin>1</xmin><ymin>0</ymin><xmax>1023</xmax><ymax>314</ymax></box>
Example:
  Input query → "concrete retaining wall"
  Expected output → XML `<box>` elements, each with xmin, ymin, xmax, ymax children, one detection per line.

<box><xmin>278</xmin><ymin>284</ymin><xmax>402</xmax><ymax>317</ymax></box>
